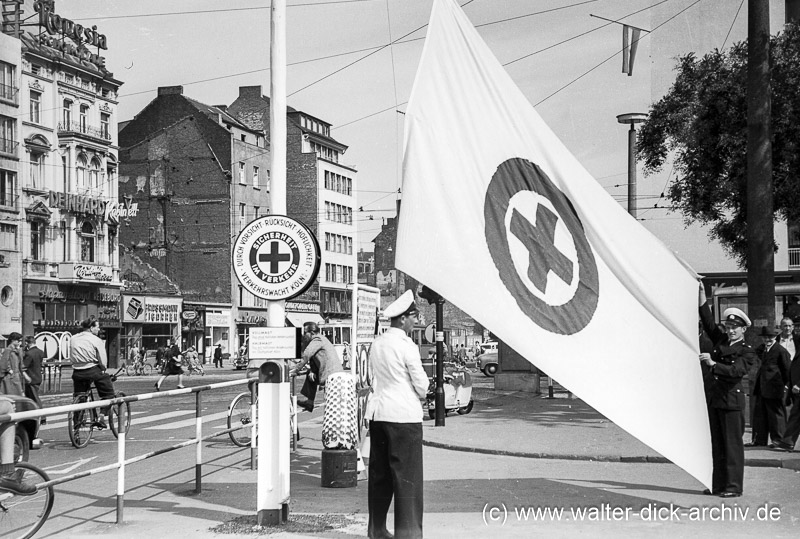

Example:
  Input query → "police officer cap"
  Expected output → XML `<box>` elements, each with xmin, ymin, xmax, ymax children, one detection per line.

<box><xmin>722</xmin><ymin>307</ymin><xmax>751</xmax><ymax>327</ymax></box>
<box><xmin>383</xmin><ymin>290</ymin><xmax>419</xmax><ymax>319</ymax></box>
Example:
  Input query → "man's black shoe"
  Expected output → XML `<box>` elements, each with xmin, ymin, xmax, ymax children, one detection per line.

<box><xmin>0</xmin><ymin>473</ymin><xmax>37</xmax><ymax>496</ymax></box>
<box><xmin>771</xmin><ymin>443</ymin><xmax>793</xmax><ymax>452</ymax></box>
<box><xmin>744</xmin><ymin>442</ymin><xmax>766</xmax><ymax>447</ymax></box>
<box><xmin>93</xmin><ymin>417</ymin><xmax>108</xmax><ymax>430</ymax></box>
<box><xmin>297</xmin><ymin>400</ymin><xmax>314</xmax><ymax>413</ymax></box>
<box><xmin>702</xmin><ymin>489</ymin><xmax>719</xmax><ymax>496</ymax></box>
<box><xmin>719</xmin><ymin>491</ymin><xmax>741</xmax><ymax>498</ymax></box>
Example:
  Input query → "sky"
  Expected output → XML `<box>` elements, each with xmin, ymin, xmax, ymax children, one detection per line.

<box><xmin>55</xmin><ymin>0</ymin><xmax>789</xmax><ymax>272</ymax></box>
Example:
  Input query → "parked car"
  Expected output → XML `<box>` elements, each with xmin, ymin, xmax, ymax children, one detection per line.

<box><xmin>478</xmin><ymin>351</ymin><xmax>498</xmax><ymax>377</ymax></box>
<box><xmin>478</xmin><ymin>341</ymin><xmax>498</xmax><ymax>356</ymax></box>
<box><xmin>7</xmin><ymin>394</ymin><xmax>43</xmax><ymax>462</ymax></box>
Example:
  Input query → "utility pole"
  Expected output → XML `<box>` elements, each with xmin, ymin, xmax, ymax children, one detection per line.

<box><xmin>746</xmin><ymin>0</ymin><xmax>774</xmax><ymax>333</ymax></box>
<box><xmin>616</xmin><ymin>113</ymin><xmax>647</xmax><ymax>218</ymax></box>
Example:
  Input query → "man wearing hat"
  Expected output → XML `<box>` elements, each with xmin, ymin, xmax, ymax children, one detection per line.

<box><xmin>0</xmin><ymin>332</ymin><xmax>25</xmax><ymax>396</ymax></box>
<box><xmin>699</xmin><ymin>286</ymin><xmax>757</xmax><ymax>498</ymax></box>
<box><xmin>367</xmin><ymin>290</ymin><xmax>429</xmax><ymax>539</ymax></box>
<box><xmin>750</xmin><ymin>326</ymin><xmax>792</xmax><ymax>451</ymax></box>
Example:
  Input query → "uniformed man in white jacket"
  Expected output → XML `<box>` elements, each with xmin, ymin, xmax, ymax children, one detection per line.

<box><xmin>366</xmin><ymin>290</ymin><xmax>429</xmax><ymax>539</ymax></box>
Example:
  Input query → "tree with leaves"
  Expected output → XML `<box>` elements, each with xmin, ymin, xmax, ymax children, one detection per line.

<box><xmin>637</xmin><ymin>23</ymin><xmax>800</xmax><ymax>268</ymax></box>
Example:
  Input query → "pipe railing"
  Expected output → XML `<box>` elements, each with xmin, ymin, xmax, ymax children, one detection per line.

<box><xmin>0</xmin><ymin>378</ymin><xmax>253</xmax><ymax>524</ymax></box>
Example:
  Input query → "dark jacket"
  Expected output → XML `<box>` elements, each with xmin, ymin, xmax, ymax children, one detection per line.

<box><xmin>214</xmin><ymin>347</ymin><xmax>222</xmax><ymax>360</ymax></box>
<box><xmin>23</xmin><ymin>345</ymin><xmax>45</xmax><ymax>386</ymax></box>
<box><xmin>754</xmin><ymin>342</ymin><xmax>791</xmax><ymax>399</ymax></box>
<box><xmin>699</xmin><ymin>304</ymin><xmax>757</xmax><ymax>410</ymax></box>
<box><xmin>777</xmin><ymin>334</ymin><xmax>800</xmax><ymax>360</ymax></box>
<box><xmin>0</xmin><ymin>346</ymin><xmax>24</xmax><ymax>396</ymax></box>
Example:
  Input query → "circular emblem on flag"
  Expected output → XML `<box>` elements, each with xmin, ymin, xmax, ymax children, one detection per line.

<box><xmin>232</xmin><ymin>215</ymin><xmax>321</xmax><ymax>301</ymax></box>
<box><xmin>484</xmin><ymin>158</ymin><xmax>599</xmax><ymax>335</ymax></box>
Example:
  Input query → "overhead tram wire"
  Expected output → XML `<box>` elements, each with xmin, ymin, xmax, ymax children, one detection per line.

<box><xmin>721</xmin><ymin>0</ymin><xmax>745</xmax><ymax>50</ymax></box>
<box><xmin>534</xmin><ymin>0</ymin><xmax>705</xmax><ymax>107</ymax></box>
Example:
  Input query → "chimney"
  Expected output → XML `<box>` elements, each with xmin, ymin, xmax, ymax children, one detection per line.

<box><xmin>158</xmin><ymin>86</ymin><xmax>184</xmax><ymax>96</ymax></box>
<box><xmin>239</xmin><ymin>86</ymin><xmax>263</xmax><ymax>98</ymax></box>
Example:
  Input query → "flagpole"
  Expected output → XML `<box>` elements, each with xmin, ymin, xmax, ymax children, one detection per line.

<box><xmin>258</xmin><ymin>0</ymin><xmax>289</xmax><ymax>527</ymax></box>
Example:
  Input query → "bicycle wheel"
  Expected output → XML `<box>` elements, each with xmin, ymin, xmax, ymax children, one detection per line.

<box><xmin>228</xmin><ymin>392</ymin><xmax>253</xmax><ymax>447</ymax></box>
<box><xmin>122</xmin><ymin>364</ymin><xmax>132</xmax><ymax>376</ymax></box>
<box><xmin>142</xmin><ymin>364</ymin><xmax>153</xmax><ymax>376</ymax></box>
<box><xmin>0</xmin><ymin>462</ymin><xmax>55</xmax><ymax>539</ymax></box>
<box><xmin>67</xmin><ymin>394</ymin><xmax>93</xmax><ymax>449</ymax></box>
<box><xmin>109</xmin><ymin>392</ymin><xmax>132</xmax><ymax>437</ymax></box>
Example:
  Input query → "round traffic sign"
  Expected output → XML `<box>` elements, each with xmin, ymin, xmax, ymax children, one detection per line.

<box><xmin>232</xmin><ymin>215</ymin><xmax>321</xmax><ymax>301</ymax></box>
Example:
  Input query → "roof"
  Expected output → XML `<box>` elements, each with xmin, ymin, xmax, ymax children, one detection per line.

<box><xmin>185</xmin><ymin>97</ymin><xmax>262</xmax><ymax>135</ymax></box>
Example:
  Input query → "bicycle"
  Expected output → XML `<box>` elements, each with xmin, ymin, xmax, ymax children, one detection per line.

<box><xmin>0</xmin><ymin>461</ymin><xmax>55</xmax><ymax>539</ymax></box>
<box><xmin>227</xmin><ymin>377</ymin><xmax>299</xmax><ymax>448</ymax></box>
<box><xmin>67</xmin><ymin>368</ymin><xmax>131</xmax><ymax>449</ymax></box>
<box><xmin>123</xmin><ymin>358</ymin><xmax>153</xmax><ymax>377</ymax></box>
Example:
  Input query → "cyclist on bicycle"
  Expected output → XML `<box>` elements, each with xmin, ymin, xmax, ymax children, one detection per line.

<box><xmin>0</xmin><ymin>396</ymin><xmax>36</xmax><ymax>495</ymax></box>
<box><xmin>70</xmin><ymin>318</ymin><xmax>116</xmax><ymax>430</ymax></box>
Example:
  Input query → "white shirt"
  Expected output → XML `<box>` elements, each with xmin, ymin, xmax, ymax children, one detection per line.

<box><xmin>779</xmin><ymin>336</ymin><xmax>796</xmax><ymax>358</ymax></box>
<box><xmin>367</xmin><ymin>328</ymin><xmax>429</xmax><ymax>423</ymax></box>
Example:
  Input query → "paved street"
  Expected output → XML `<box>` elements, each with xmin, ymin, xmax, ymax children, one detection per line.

<box><xmin>14</xmin><ymin>368</ymin><xmax>799</xmax><ymax>538</ymax></box>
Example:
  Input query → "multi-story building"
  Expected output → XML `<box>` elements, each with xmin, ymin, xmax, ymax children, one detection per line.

<box><xmin>227</xmin><ymin>85</ymin><xmax>357</xmax><ymax>325</ymax></box>
<box><xmin>1</xmin><ymin>1</ymin><xmax>124</xmax><ymax>362</ymax></box>
<box><xmin>0</xmin><ymin>27</ymin><xmax>21</xmax><ymax>343</ymax></box>
<box><xmin>118</xmin><ymin>86</ymin><xmax>271</xmax><ymax>358</ymax></box>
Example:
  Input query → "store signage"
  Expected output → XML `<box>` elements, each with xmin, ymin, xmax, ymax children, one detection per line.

<box><xmin>35</xmin><ymin>1</ymin><xmax>108</xmax><ymax>69</ymax></box>
<box><xmin>286</xmin><ymin>301</ymin><xmax>321</xmax><ymax>314</ymax></box>
<box><xmin>232</xmin><ymin>216</ymin><xmax>321</xmax><ymax>301</ymax></box>
<box><xmin>205</xmin><ymin>312</ymin><xmax>231</xmax><ymax>327</ymax></box>
<box><xmin>37</xmin><ymin>287</ymin><xmax>119</xmax><ymax>304</ymax></box>
<box><xmin>58</xmin><ymin>262</ymin><xmax>113</xmax><ymax>282</ymax></box>
<box><xmin>47</xmin><ymin>191</ymin><xmax>139</xmax><ymax>223</ymax></box>
<box><xmin>123</xmin><ymin>295</ymin><xmax>182</xmax><ymax>324</ymax></box>
<box><xmin>181</xmin><ymin>310</ymin><xmax>197</xmax><ymax>321</ymax></box>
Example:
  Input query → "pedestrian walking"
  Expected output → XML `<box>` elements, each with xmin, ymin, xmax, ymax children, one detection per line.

<box><xmin>699</xmin><ymin>284</ymin><xmax>756</xmax><ymax>498</ymax></box>
<box><xmin>214</xmin><ymin>344</ymin><xmax>223</xmax><ymax>368</ymax></box>
<box><xmin>22</xmin><ymin>336</ymin><xmax>44</xmax><ymax>410</ymax></box>
<box><xmin>155</xmin><ymin>338</ymin><xmax>185</xmax><ymax>391</ymax></box>
<box><xmin>291</xmin><ymin>322</ymin><xmax>343</xmax><ymax>412</ymax></box>
<box><xmin>0</xmin><ymin>332</ymin><xmax>25</xmax><ymax>396</ymax></box>
<box><xmin>366</xmin><ymin>290</ymin><xmax>428</xmax><ymax>539</ymax></box>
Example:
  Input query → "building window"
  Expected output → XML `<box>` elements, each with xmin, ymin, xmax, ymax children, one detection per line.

<box><xmin>89</xmin><ymin>158</ymin><xmax>100</xmax><ymax>189</ymax></box>
<box><xmin>238</xmin><ymin>162</ymin><xmax>246</xmax><ymax>184</ymax></box>
<box><xmin>241</xmin><ymin>134</ymin><xmax>246</xmax><ymax>142</ymax></box>
<box><xmin>0</xmin><ymin>170</ymin><xmax>14</xmax><ymax>207</ymax></box>
<box><xmin>29</xmin><ymin>91</ymin><xmax>41</xmax><ymax>123</ymax></box>
<box><xmin>0</xmin><ymin>223</ymin><xmax>16</xmax><ymax>250</ymax></box>
<box><xmin>239</xmin><ymin>203</ymin><xmax>246</xmax><ymax>230</ymax></box>
<box><xmin>79</xmin><ymin>104</ymin><xmax>89</xmax><ymax>133</ymax></box>
<box><xmin>108</xmin><ymin>228</ymin><xmax>116</xmax><ymax>264</ymax></box>
<box><xmin>76</xmin><ymin>155</ymin><xmax>87</xmax><ymax>188</ymax></box>
<box><xmin>266</xmin><ymin>169</ymin><xmax>271</xmax><ymax>191</ymax></box>
<box><xmin>30</xmin><ymin>64</ymin><xmax>41</xmax><ymax>76</ymax></box>
<box><xmin>63</xmin><ymin>99</ymin><xmax>72</xmax><ymax>127</ymax></box>
<box><xmin>325</xmin><ymin>233</ymin><xmax>331</xmax><ymax>251</ymax></box>
<box><xmin>254</xmin><ymin>206</ymin><xmax>260</xmax><ymax>219</ymax></box>
<box><xmin>0</xmin><ymin>116</ymin><xmax>14</xmax><ymax>155</ymax></box>
<box><xmin>30</xmin><ymin>221</ymin><xmax>44</xmax><ymax>260</ymax></box>
<box><xmin>79</xmin><ymin>221</ymin><xmax>95</xmax><ymax>262</ymax></box>
<box><xmin>253</xmin><ymin>166</ymin><xmax>259</xmax><ymax>189</ymax></box>
<box><xmin>30</xmin><ymin>153</ymin><xmax>44</xmax><ymax>189</ymax></box>
<box><xmin>0</xmin><ymin>61</ymin><xmax>14</xmax><ymax>102</ymax></box>
<box><xmin>60</xmin><ymin>220</ymin><xmax>67</xmax><ymax>261</ymax></box>
<box><xmin>100</xmin><ymin>112</ymin><xmax>110</xmax><ymax>139</ymax></box>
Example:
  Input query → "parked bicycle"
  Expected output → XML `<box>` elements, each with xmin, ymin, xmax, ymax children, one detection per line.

<box><xmin>227</xmin><ymin>376</ymin><xmax>299</xmax><ymax>448</ymax></box>
<box><xmin>123</xmin><ymin>358</ymin><xmax>153</xmax><ymax>377</ymax></box>
<box><xmin>0</xmin><ymin>461</ymin><xmax>54</xmax><ymax>539</ymax></box>
<box><xmin>67</xmin><ymin>367</ymin><xmax>131</xmax><ymax>448</ymax></box>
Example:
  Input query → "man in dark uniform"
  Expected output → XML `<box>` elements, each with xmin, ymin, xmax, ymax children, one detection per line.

<box><xmin>699</xmin><ymin>285</ymin><xmax>757</xmax><ymax>498</ymax></box>
<box><xmin>750</xmin><ymin>326</ymin><xmax>792</xmax><ymax>450</ymax></box>
<box><xmin>782</xmin><ymin>341</ymin><xmax>800</xmax><ymax>450</ymax></box>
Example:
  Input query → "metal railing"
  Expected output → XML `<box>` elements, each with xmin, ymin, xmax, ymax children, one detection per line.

<box><xmin>0</xmin><ymin>378</ymin><xmax>252</xmax><ymax>524</ymax></box>
<box><xmin>57</xmin><ymin>120</ymin><xmax>111</xmax><ymax>141</ymax></box>
<box><xmin>789</xmin><ymin>247</ymin><xmax>800</xmax><ymax>268</ymax></box>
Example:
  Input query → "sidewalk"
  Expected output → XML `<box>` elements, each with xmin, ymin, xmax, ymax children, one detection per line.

<box><xmin>421</xmin><ymin>388</ymin><xmax>800</xmax><ymax>471</ymax></box>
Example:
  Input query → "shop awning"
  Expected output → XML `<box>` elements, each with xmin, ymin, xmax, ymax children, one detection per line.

<box><xmin>286</xmin><ymin>312</ymin><xmax>325</xmax><ymax>327</ymax></box>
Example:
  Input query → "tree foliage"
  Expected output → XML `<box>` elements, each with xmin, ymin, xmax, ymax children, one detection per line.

<box><xmin>637</xmin><ymin>23</ymin><xmax>800</xmax><ymax>267</ymax></box>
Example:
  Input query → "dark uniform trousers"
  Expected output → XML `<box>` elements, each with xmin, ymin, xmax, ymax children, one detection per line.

<box><xmin>785</xmin><ymin>394</ymin><xmax>800</xmax><ymax>448</ymax></box>
<box><xmin>708</xmin><ymin>402</ymin><xmax>745</xmax><ymax>494</ymax></box>
<box><xmin>368</xmin><ymin>421</ymin><xmax>423</xmax><ymax>539</ymax></box>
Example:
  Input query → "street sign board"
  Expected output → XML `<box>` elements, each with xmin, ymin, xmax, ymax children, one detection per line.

<box><xmin>232</xmin><ymin>215</ymin><xmax>321</xmax><ymax>301</ymax></box>
<box><xmin>248</xmin><ymin>327</ymin><xmax>302</xmax><ymax>359</ymax></box>
<box><xmin>424</xmin><ymin>323</ymin><xmax>435</xmax><ymax>343</ymax></box>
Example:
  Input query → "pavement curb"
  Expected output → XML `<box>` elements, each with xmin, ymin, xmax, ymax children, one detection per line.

<box><xmin>422</xmin><ymin>440</ymin><xmax>800</xmax><ymax>470</ymax></box>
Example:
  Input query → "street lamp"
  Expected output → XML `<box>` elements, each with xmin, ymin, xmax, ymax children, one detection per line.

<box><xmin>616</xmin><ymin>113</ymin><xmax>647</xmax><ymax>218</ymax></box>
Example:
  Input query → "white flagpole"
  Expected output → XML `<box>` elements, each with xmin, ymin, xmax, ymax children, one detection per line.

<box><xmin>258</xmin><ymin>0</ymin><xmax>290</xmax><ymax>527</ymax></box>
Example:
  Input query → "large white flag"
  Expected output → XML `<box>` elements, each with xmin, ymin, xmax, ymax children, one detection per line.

<box><xmin>396</xmin><ymin>0</ymin><xmax>710</xmax><ymax>487</ymax></box>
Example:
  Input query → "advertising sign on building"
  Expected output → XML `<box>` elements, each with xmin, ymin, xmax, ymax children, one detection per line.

<box><xmin>205</xmin><ymin>311</ymin><xmax>231</xmax><ymax>327</ymax></box>
<box><xmin>122</xmin><ymin>295</ymin><xmax>182</xmax><ymax>324</ymax></box>
<box><xmin>351</xmin><ymin>284</ymin><xmax>380</xmax><ymax>444</ymax></box>
<box><xmin>58</xmin><ymin>262</ymin><xmax>113</xmax><ymax>283</ymax></box>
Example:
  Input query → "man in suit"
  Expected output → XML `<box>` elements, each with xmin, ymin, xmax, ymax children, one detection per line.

<box><xmin>699</xmin><ymin>285</ymin><xmax>757</xmax><ymax>498</ymax></box>
<box><xmin>750</xmin><ymin>326</ymin><xmax>792</xmax><ymax>450</ymax></box>
<box><xmin>783</xmin><ymin>338</ymin><xmax>800</xmax><ymax>450</ymax></box>
<box><xmin>367</xmin><ymin>290</ymin><xmax>429</xmax><ymax>538</ymax></box>
<box><xmin>22</xmin><ymin>336</ymin><xmax>44</xmax><ymax>410</ymax></box>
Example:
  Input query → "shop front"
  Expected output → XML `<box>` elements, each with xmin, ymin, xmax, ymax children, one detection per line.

<box><xmin>122</xmin><ymin>294</ymin><xmax>182</xmax><ymax>359</ymax></box>
<box><xmin>24</xmin><ymin>281</ymin><xmax>122</xmax><ymax>367</ymax></box>
<box><xmin>181</xmin><ymin>303</ymin><xmax>205</xmax><ymax>361</ymax></box>
<box><xmin>235</xmin><ymin>309</ymin><xmax>270</xmax><ymax>354</ymax></box>
<box><xmin>205</xmin><ymin>310</ymin><xmax>232</xmax><ymax>362</ymax></box>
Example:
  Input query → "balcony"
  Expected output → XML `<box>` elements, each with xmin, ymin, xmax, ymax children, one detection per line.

<box><xmin>0</xmin><ymin>138</ymin><xmax>18</xmax><ymax>156</ymax></box>
<box><xmin>57</xmin><ymin>121</ymin><xmax>111</xmax><ymax>144</ymax></box>
<box><xmin>0</xmin><ymin>83</ymin><xmax>18</xmax><ymax>105</ymax></box>
<box><xmin>790</xmin><ymin>247</ymin><xmax>800</xmax><ymax>269</ymax></box>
